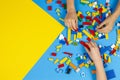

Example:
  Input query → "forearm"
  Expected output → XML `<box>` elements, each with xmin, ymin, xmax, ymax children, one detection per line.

<box><xmin>95</xmin><ymin>61</ymin><xmax>107</xmax><ymax>80</ymax></box>
<box><xmin>66</xmin><ymin>0</ymin><xmax>75</xmax><ymax>12</ymax></box>
<box><xmin>113</xmin><ymin>1</ymin><xmax>120</xmax><ymax>19</ymax></box>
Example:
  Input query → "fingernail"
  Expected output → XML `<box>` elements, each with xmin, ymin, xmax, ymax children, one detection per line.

<box><xmin>75</xmin><ymin>28</ymin><xmax>78</xmax><ymax>32</ymax></box>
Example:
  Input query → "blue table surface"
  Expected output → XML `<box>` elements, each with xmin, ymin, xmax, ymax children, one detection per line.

<box><xmin>24</xmin><ymin>0</ymin><xmax>120</xmax><ymax>80</ymax></box>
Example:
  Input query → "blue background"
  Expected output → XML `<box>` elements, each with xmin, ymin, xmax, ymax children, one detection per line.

<box><xmin>24</xmin><ymin>0</ymin><xmax>120</xmax><ymax>80</ymax></box>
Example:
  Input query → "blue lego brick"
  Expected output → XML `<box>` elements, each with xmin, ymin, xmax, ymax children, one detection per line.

<box><xmin>106</xmin><ymin>70</ymin><xmax>116</xmax><ymax>80</ymax></box>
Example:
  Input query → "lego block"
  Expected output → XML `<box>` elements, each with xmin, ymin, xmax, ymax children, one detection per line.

<box><xmin>65</xmin><ymin>66</ymin><xmax>72</xmax><ymax>74</ymax></box>
<box><xmin>60</xmin><ymin>57</ymin><xmax>68</xmax><ymax>64</ymax></box>
<box><xmin>46</xmin><ymin>0</ymin><xmax>52</xmax><ymax>4</ymax></box>
<box><xmin>48</xmin><ymin>58</ymin><xmax>54</xmax><ymax>61</ymax></box>
<box><xmin>58</xmin><ymin>64</ymin><xmax>64</xmax><ymax>68</ymax></box>
<box><xmin>68</xmin><ymin>28</ymin><xmax>71</xmax><ymax>41</ymax></box>
<box><xmin>105</xmin><ymin>34</ymin><xmax>109</xmax><ymax>40</ymax></box>
<box><xmin>80</xmin><ymin>41</ymin><xmax>90</xmax><ymax>50</ymax></box>
<box><xmin>66</xmin><ymin>59</ymin><xmax>71</xmax><ymax>65</ymax></box>
<box><xmin>106</xmin><ymin>70</ymin><xmax>116</xmax><ymax>79</ymax></box>
<box><xmin>82</xmin><ymin>22</ymin><xmax>91</xmax><ymax>25</ymax></box>
<box><xmin>64</xmin><ymin>52</ymin><xmax>72</xmax><ymax>57</ymax></box>
<box><xmin>81</xmin><ymin>71</ymin><xmax>86</xmax><ymax>77</ymax></box>
<box><xmin>82</xmin><ymin>30</ymin><xmax>94</xmax><ymax>39</ymax></box>
<box><xmin>54</xmin><ymin>58</ymin><xmax>59</xmax><ymax>64</ymax></box>
<box><xmin>79</xmin><ymin>63</ymin><xmax>85</xmax><ymax>68</ymax></box>
<box><xmin>64</xmin><ymin>37</ymin><xmax>69</xmax><ymax>45</ymax></box>
<box><xmin>48</xmin><ymin>6</ymin><xmax>52</xmax><ymax>10</ymax></box>
<box><xmin>92</xmin><ymin>70</ymin><xmax>96</xmax><ymax>74</ymax></box>
<box><xmin>69</xmin><ymin>62</ymin><xmax>77</xmax><ymax>71</ymax></box>
<box><xmin>51</xmin><ymin>52</ymin><xmax>57</xmax><ymax>56</ymax></box>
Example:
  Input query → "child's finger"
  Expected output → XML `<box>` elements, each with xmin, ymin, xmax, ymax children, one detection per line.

<box><xmin>71</xmin><ymin>20</ymin><xmax>77</xmax><ymax>30</ymax></box>
<box><xmin>75</xmin><ymin>20</ymin><xmax>78</xmax><ymax>29</ymax></box>
<box><xmin>84</xmin><ymin>47</ymin><xmax>90</xmax><ymax>54</ymax></box>
<box><xmin>89</xmin><ymin>41</ymin><xmax>95</xmax><ymax>47</ymax></box>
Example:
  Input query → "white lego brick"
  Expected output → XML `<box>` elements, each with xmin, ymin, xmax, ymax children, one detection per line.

<box><xmin>111</xmin><ymin>44</ymin><xmax>115</xmax><ymax>48</ymax></box>
<box><xmin>59</xmin><ymin>34</ymin><xmax>64</xmax><ymax>40</ymax></box>
<box><xmin>76</xmin><ymin>68</ymin><xmax>80</xmax><ymax>72</ymax></box>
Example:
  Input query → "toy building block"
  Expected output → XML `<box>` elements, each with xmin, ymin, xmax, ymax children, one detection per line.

<box><xmin>74</xmin><ymin>34</ymin><xmax>77</xmax><ymax>40</ymax></box>
<box><xmin>106</xmin><ymin>70</ymin><xmax>116</xmax><ymax>80</ymax></box>
<box><xmin>82</xmin><ymin>22</ymin><xmax>91</xmax><ymax>25</ymax></box>
<box><xmin>79</xmin><ymin>63</ymin><xmax>85</xmax><ymax>68</ymax></box>
<box><xmin>59</xmin><ymin>18</ymin><xmax>64</xmax><ymax>22</ymax></box>
<box><xmin>48</xmin><ymin>58</ymin><xmax>54</xmax><ymax>61</ymax></box>
<box><xmin>66</xmin><ymin>59</ymin><xmax>71</xmax><ymax>65</ymax></box>
<box><xmin>51</xmin><ymin>52</ymin><xmax>57</xmax><ymax>56</ymax></box>
<box><xmin>64</xmin><ymin>52</ymin><xmax>73</xmax><ymax>57</ymax></box>
<box><xmin>92</xmin><ymin>70</ymin><xmax>96</xmax><ymax>74</ymax></box>
<box><xmin>77</xmin><ymin>32</ymin><xmax>82</xmax><ymax>38</ymax></box>
<box><xmin>82</xmin><ymin>30</ymin><xmax>94</xmax><ymax>39</ymax></box>
<box><xmin>80</xmin><ymin>41</ymin><xmax>90</xmax><ymax>50</ymax></box>
<box><xmin>105</xmin><ymin>34</ymin><xmax>109</xmax><ymax>40</ymax></box>
<box><xmin>69</xmin><ymin>62</ymin><xmax>80</xmax><ymax>72</ymax></box>
<box><xmin>58</xmin><ymin>64</ymin><xmax>64</xmax><ymax>68</ymax></box>
<box><xmin>54</xmin><ymin>58</ymin><xmax>59</xmax><ymax>64</ymax></box>
<box><xmin>65</xmin><ymin>66</ymin><xmax>72</xmax><ymax>74</ymax></box>
<box><xmin>57</xmin><ymin>0</ymin><xmax>61</xmax><ymax>4</ymax></box>
<box><xmin>60</xmin><ymin>57</ymin><xmax>68</xmax><ymax>64</ymax></box>
<box><xmin>81</xmin><ymin>0</ymin><xmax>89</xmax><ymax>4</ymax></box>
<box><xmin>46</xmin><ymin>0</ymin><xmax>52</xmax><ymax>4</ymax></box>
<box><xmin>68</xmin><ymin>28</ymin><xmax>71</xmax><ymax>41</ymax></box>
<box><xmin>64</xmin><ymin>37</ymin><xmax>69</xmax><ymax>45</ymax></box>
<box><xmin>48</xmin><ymin>6</ymin><xmax>52</xmax><ymax>10</ymax></box>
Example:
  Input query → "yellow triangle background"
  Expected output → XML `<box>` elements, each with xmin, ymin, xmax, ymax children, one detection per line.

<box><xmin>0</xmin><ymin>0</ymin><xmax>64</xmax><ymax>80</ymax></box>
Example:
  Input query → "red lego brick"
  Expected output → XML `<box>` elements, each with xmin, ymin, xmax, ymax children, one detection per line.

<box><xmin>48</xmin><ymin>6</ymin><xmax>52</xmax><ymax>10</ymax></box>
<box><xmin>51</xmin><ymin>52</ymin><xmax>57</xmax><ymax>56</ymax></box>
<box><xmin>58</xmin><ymin>64</ymin><xmax>64</xmax><ymax>68</ymax></box>
<box><xmin>80</xmin><ymin>41</ymin><xmax>90</xmax><ymax>50</ymax></box>
<box><xmin>82</xmin><ymin>22</ymin><xmax>91</xmax><ymax>25</ymax></box>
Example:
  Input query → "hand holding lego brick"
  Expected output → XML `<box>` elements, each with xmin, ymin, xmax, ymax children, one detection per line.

<box><xmin>84</xmin><ymin>41</ymin><xmax>102</xmax><ymax>66</ymax></box>
<box><xmin>97</xmin><ymin>1</ymin><xmax>120</xmax><ymax>33</ymax></box>
<box><xmin>96</xmin><ymin>14</ymin><xmax>116</xmax><ymax>33</ymax></box>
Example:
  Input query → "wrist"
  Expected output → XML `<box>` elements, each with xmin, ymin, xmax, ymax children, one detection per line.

<box><xmin>67</xmin><ymin>8</ymin><xmax>76</xmax><ymax>13</ymax></box>
<box><xmin>94</xmin><ymin>59</ymin><xmax>103</xmax><ymax>67</ymax></box>
<box><xmin>113</xmin><ymin>10</ymin><xmax>120</xmax><ymax>20</ymax></box>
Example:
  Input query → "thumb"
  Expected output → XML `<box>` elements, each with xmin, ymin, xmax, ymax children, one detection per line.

<box><xmin>97</xmin><ymin>21</ymin><xmax>106</xmax><ymax>29</ymax></box>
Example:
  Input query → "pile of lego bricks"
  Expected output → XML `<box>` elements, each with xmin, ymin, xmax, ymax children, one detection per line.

<box><xmin>46</xmin><ymin>0</ymin><xmax>120</xmax><ymax>79</ymax></box>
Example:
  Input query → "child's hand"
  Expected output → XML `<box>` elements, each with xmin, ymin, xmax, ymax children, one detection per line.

<box><xmin>64</xmin><ymin>9</ymin><xmax>78</xmax><ymax>31</ymax></box>
<box><xmin>96</xmin><ymin>14</ymin><xmax>116</xmax><ymax>33</ymax></box>
<box><xmin>84</xmin><ymin>41</ymin><xmax>102</xmax><ymax>66</ymax></box>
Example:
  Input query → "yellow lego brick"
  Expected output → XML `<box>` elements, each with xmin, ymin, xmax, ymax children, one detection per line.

<box><xmin>69</xmin><ymin>40</ymin><xmax>73</xmax><ymax>44</ymax></box>
<box><xmin>105</xmin><ymin>34</ymin><xmax>109</xmax><ymax>40</ymax></box>
<box><xmin>103</xmin><ymin>53</ymin><xmax>108</xmax><ymax>60</ymax></box>
<box><xmin>77</xmin><ymin>11</ymin><xmax>82</xmax><ymax>17</ymax></box>
<box><xmin>60</xmin><ymin>57</ymin><xmax>68</xmax><ymax>64</ymax></box>
<box><xmin>84</xmin><ymin>63</ymin><xmax>89</xmax><ymax>68</ymax></box>
<box><xmin>48</xmin><ymin>58</ymin><xmax>54</xmax><ymax>61</ymax></box>
<box><xmin>77</xmin><ymin>32</ymin><xmax>82</xmax><ymax>38</ymax></box>
<box><xmin>59</xmin><ymin>18</ymin><xmax>64</xmax><ymax>22</ymax></box>
<box><xmin>92</xmin><ymin>20</ymin><xmax>96</xmax><ymax>26</ymax></box>
<box><xmin>82</xmin><ymin>30</ymin><xmax>94</xmax><ymax>39</ymax></box>
<box><xmin>54</xmin><ymin>58</ymin><xmax>59</xmax><ymax>64</ymax></box>
<box><xmin>118</xmin><ymin>30</ymin><xmax>120</xmax><ymax>35</ymax></box>
<box><xmin>81</xmin><ymin>0</ymin><xmax>89</xmax><ymax>4</ymax></box>
<box><xmin>108</xmin><ymin>57</ymin><xmax>111</xmax><ymax>63</ymax></box>
<box><xmin>68</xmin><ymin>28</ymin><xmax>71</xmax><ymax>41</ymax></box>
<box><xmin>114</xmin><ymin>46</ymin><xmax>118</xmax><ymax>50</ymax></box>
<box><xmin>56</xmin><ymin>44</ymin><xmax>62</xmax><ymax>49</ymax></box>
<box><xmin>56</xmin><ymin>48</ymin><xmax>60</xmax><ymax>52</ymax></box>
<box><xmin>66</xmin><ymin>59</ymin><xmax>71</xmax><ymax>65</ymax></box>
<box><xmin>74</xmin><ymin>34</ymin><xmax>77</xmax><ymax>40</ymax></box>
<box><xmin>87</xmin><ymin>11</ymin><xmax>91</xmax><ymax>16</ymax></box>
